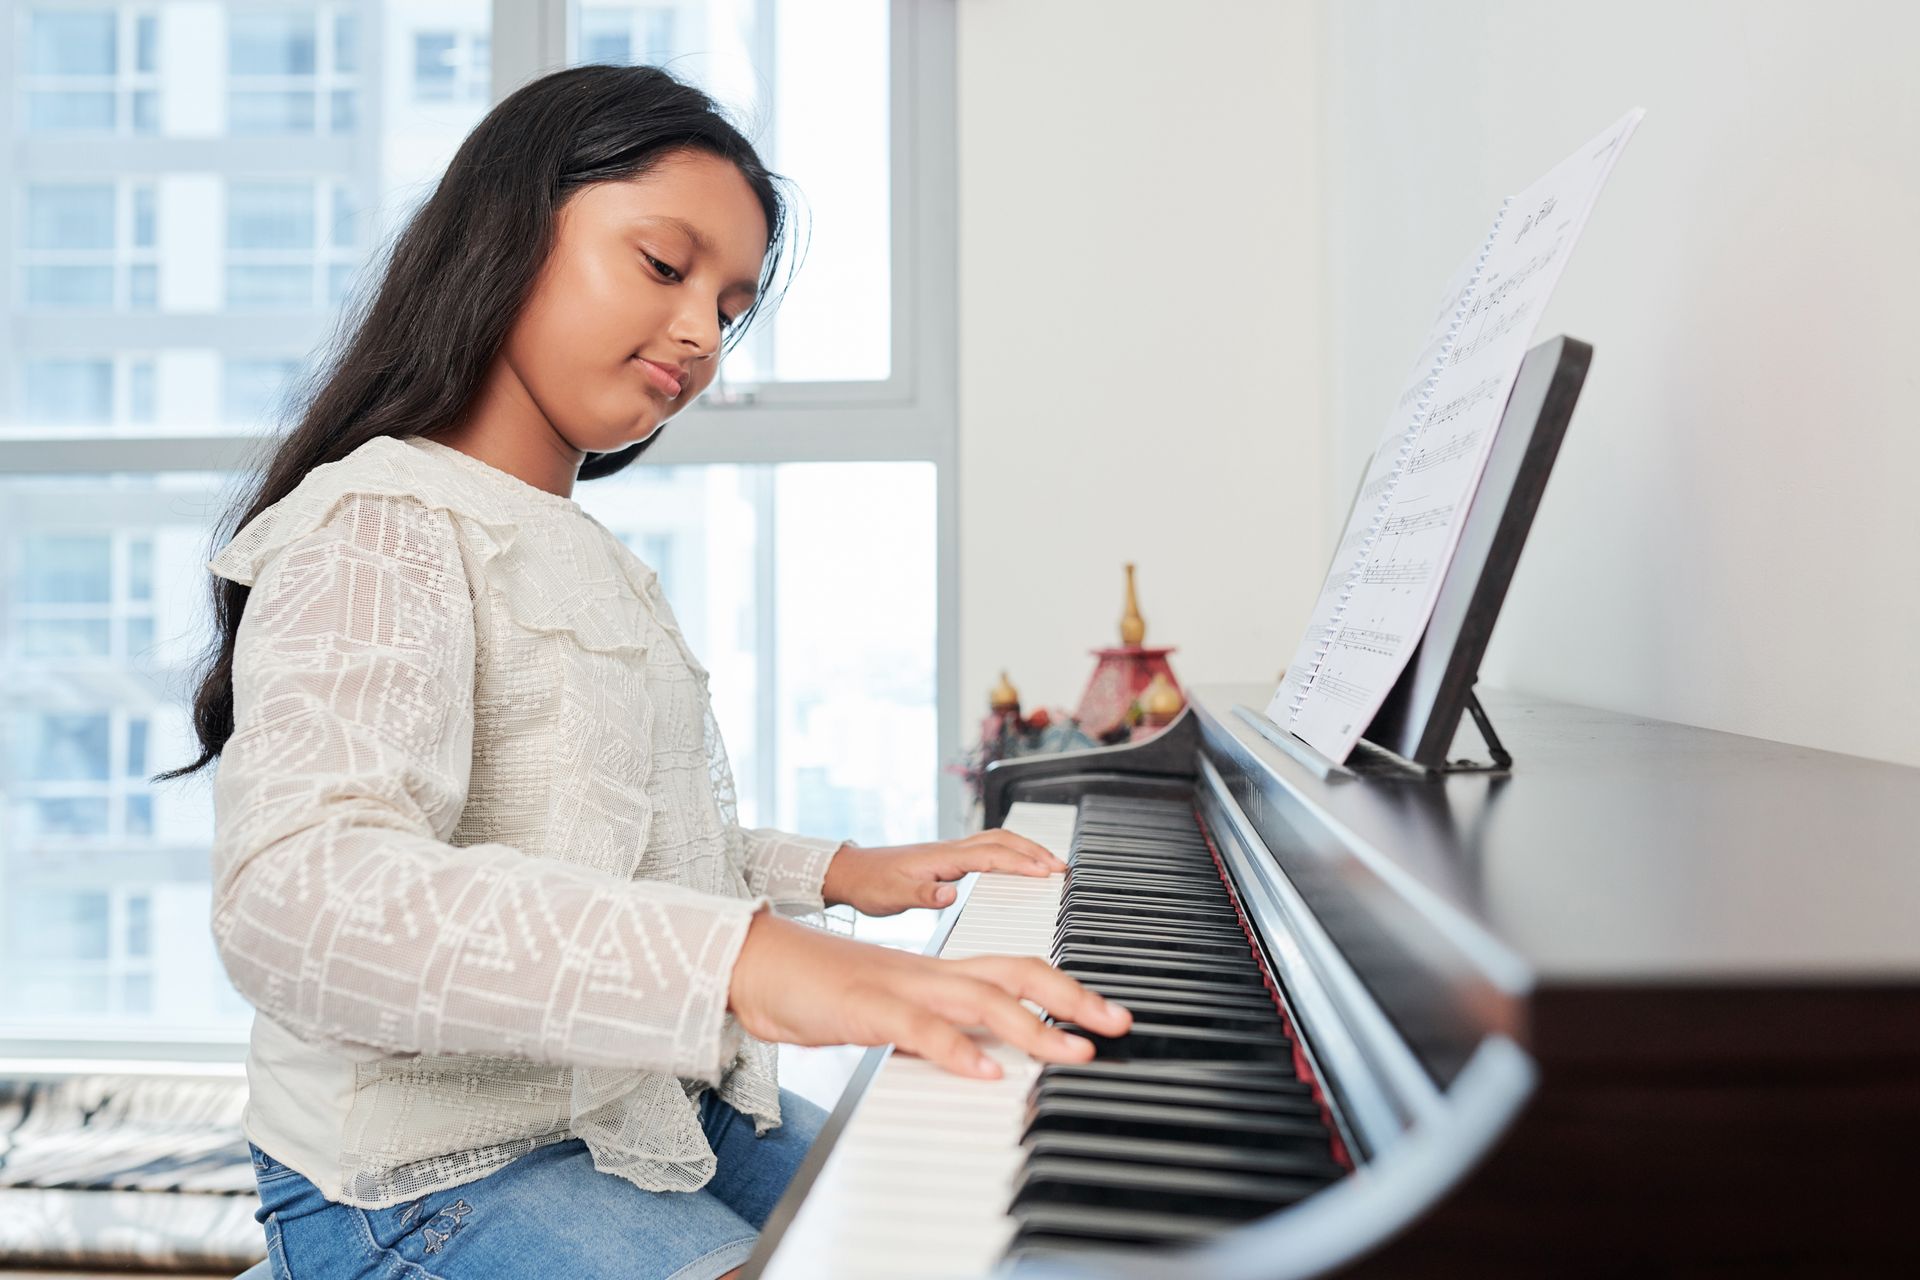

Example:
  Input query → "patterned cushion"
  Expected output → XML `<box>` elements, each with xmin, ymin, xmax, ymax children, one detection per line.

<box><xmin>0</xmin><ymin>1075</ymin><xmax>265</xmax><ymax>1271</ymax></box>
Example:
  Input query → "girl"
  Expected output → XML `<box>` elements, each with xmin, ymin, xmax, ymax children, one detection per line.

<box><xmin>161</xmin><ymin>65</ymin><xmax>1129</xmax><ymax>1280</ymax></box>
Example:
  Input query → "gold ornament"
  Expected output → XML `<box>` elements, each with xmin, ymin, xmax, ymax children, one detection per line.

<box><xmin>1141</xmin><ymin>671</ymin><xmax>1183</xmax><ymax>719</ymax></box>
<box><xmin>1120</xmin><ymin>563</ymin><xmax>1146</xmax><ymax>646</ymax></box>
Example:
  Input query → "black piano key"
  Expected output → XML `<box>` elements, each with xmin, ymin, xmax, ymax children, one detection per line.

<box><xmin>1054</xmin><ymin>911</ymin><xmax>1249</xmax><ymax>942</ymax></box>
<box><xmin>1053</xmin><ymin>948</ymin><xmax>1263</xmax><ymax>978</ymax></box>
<box><xmin>1077</xmin><ymin>827</ymin><xmax>1206</xmax><ymax>841</ymax></box>
<box><xmin>1012</xmin><ymin>1155</ymin><xmax>1323</xmax><ymax>1218</ymax></box>
<box><xmin>1033</xmin><ymin>1076</ymin><xmax>1323</xmax><ymax>1118</ymax></box>
<box><xmin>1060</xmin><ymin>899</ymin><xmax>1236</xmax><ymax>923</ymax></box>
<box><xmin>1054</xmin><ymin>925</ymin><xmax>1255</xmax><ymax>959</ymax></box>
<box><xmin>1057</xmin><ymin>954</ymin><xmax>1269</xmax><ymax>988</ymax></box>
<box><xmin>1024</xmin><ymin>1097</ymin><xmax>1332</xmax><ymax>1153</ymax></box>
<box><xmin>1065</xmin><ymin>983</ymin><xmax>1278</xmax><ymax>1016</ymax></box>
<box><xmin>1022</xmin><ymin>1130</ymin><xmax>1344</xmax><ymax>1181</ymax></box>
<box><xmin>1036</xmin><ymin>1060</ymin><xmax>1313</xmax><ymax>1093</ymax></box>
<box><xmin>1050</xmin><ymin>996</ymin><xmax>1286</xmax><ymax>1033</ymax></box>
<box><xmin>1054</xmin><ymin>911</ymin><xmax>1246</xmax><ymax>938</ymax></box>
<box><xmin>1058</xmin><ymin>890</ymin><xmax>1238</xmax><ymax>914</ymax></box>
<box><xmin>1070</xmin><ymin>851</ymin><xmax>1215</xmax><ymax>870</ymax></box>
<box><xmin>1066</xmin><ymin>870</ymin><xmax>1228</xmax><ymax>894</ymax></box>
<box><xmin>1071</xmin><ymin>861</ymin><xmax>1216</xmax><ymax>877</ymax></box>
<box><xmin>1058</xmin><ymin>897</ymin><xmax>1241</xmax><ymax>926</ymax></box>
<box><xmin>1063</xmin><ymin>969</ymin><xmax>1278</xmax><ymax>1001</ymax></box>
<box><xmin>1009</xmin><ymin>1203</ymin><xmax>1246</xmax><ymax>1248</ymax></box>
<box><xmin>1053</xmin><ymin>1020</ymin><xmax>1296</xmax><ymax>1063</ymax></box>
<box><xmin>1062</xmin><ymin>888</ymin><xmax>1234</xmax><ymax>914</ymax></box>
<box><xmin>1073</xmin><ymin>845</ymin><xmax>1212</xmax><ymax>861</ymax></box>
<box><xmin>1052</xmin><ymin>941</ymin><xmax>1266</xmax><ymax>972</ymax></box>
<box><xmin>1066</xmin><ymin>857</ymin><xmax>1221</xmax><ymax>877</ymax></box>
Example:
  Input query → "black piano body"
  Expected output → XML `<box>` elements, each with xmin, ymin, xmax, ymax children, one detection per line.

<box><xmin>990</xmin><ymin>685</ymin><xmax>1920</xmax><ymax>1276</ymax></box>
<box><xmin>752</xmin><ymin>685</ymin><xmax>1920</xmax><ymax>1277</ymax></box>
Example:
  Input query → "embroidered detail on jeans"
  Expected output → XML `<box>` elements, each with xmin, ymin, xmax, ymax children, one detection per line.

<box><xmin>422</xmin><ymin>1199</ymin><xmax>473</xmax><ymax>1254</ymax></box>
<box><xmin>396</xmin><ymin>1199</ymin><xmax>424</xmax><ymax>1229</ymax></box>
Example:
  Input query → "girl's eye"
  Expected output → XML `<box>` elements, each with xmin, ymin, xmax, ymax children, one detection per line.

<box><xmin>644</xmin><ymin>253</ymin><xmax>683</xmax><ymax>282</ymax></box>
<box><xmin>718</xmin><ymin>311</ymin><xmax>739</xmax><ymax>332</ymax></box>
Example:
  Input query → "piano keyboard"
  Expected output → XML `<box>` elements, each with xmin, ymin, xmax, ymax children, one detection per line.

<box><xmin>757</xmin><ymin>795</ymin><xmax>1343</xmax><ymax>1279</ymax></box>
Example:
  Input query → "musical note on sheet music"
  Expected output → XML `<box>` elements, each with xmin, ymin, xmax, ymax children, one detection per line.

<box><xmin>1272</xmin><ymin>109</ymin><xmax>1644</xmax><ymax>759</ymax></box>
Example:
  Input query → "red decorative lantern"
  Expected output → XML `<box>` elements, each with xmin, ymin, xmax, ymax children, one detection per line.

<box><xmin>1074</xmin><ymin>564</ymin><xmax>1183</xmax><ymax>742</ymax></box>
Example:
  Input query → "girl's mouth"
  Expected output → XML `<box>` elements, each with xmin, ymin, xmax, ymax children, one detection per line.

<box><xmin>631</xmin><ymin>356</ymin><xmax>685</xmax><ymax>398</ymax></box>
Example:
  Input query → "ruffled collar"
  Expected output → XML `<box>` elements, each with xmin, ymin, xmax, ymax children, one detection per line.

<box><xmin>207</xmin><ymin>432</ymin><xmax>699</xmax><ymax>667</ymax></box>
<box><xmin>402</xmin><ymin>435</ymin><xmax>590</xmax><ymax>519</ymax></box>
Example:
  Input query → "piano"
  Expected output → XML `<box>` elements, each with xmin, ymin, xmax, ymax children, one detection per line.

<box><xmin>744</xmin><ymin>685</ymin><xmax>1920</xmax><ymax>1278</ymax></box>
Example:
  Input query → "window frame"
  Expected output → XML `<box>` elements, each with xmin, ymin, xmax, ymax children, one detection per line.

<box><xmin>225</xmin><ymin>2</ymin><xmax>362</xmax><ymax>137</ymax></box>
<box><xmin>223</xmin><ymin>175</ymin><xmax>360</xmax><ymax>311</ymax></box>
<box><xmin>17</xmin><ymin>2</ymin><xmax>163</xmax><ymax>138</ymax></box>
<box><xmin>16</xmin><ymin>175</ymin><xmax>159</xmax><ymax>311</ymax></box>
<box><xmin>0</xmin><ymin>0</ymin><xmax>960</xmax><ymax>1062</ymax></box>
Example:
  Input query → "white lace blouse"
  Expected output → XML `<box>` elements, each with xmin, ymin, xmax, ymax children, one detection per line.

<box><xmin>206</xmin><ymin>433</ymin><xmax>841</xmax><ymax>1209</ymax></box>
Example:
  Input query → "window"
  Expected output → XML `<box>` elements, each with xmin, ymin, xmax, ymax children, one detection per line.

<box><xmin>0</xmin><ymin>472</ymin><xmax>237</xmax><ymax>1036</ymax></box>
<box><xmin>225</xmin><ymin>179</ymin><xmax>359</xmax><ymax>310</ymax></box>
<box><xmin>23</xmin><ymin>360</ymin><xmax>114</xmax><ymax>425</ymax></box>
<box><xmin>412</xmin><ymin>30</ymin><xmax>488</xmax><ymax>103</ymax></box>
<box><xmin>0</xmin><ymin>1</ymin><xmax>955</xmax><ymax>1050</ymax></box>
<box><xmin>223</xmin><ymin>357</ymin><xmax>303</xmax><ymax>425</ymax></box>
<box><xmin>4</xmin><ymin>887</ymin><xmax>157</xmax><ymax>1017</ymax></box>
<box><xmin>17</xmin><ymin>356</ymin><xmax>157</xmax><ymax>431</ymax></box>
<box><xmin>8</xmin><ymin>706</ymin><xmax>156</xmax><ymax>845</ymax></box>
<box><xmin>578</xmin><ymin>6</ymin><xmax>677</xmax><ymax>68</ymax></box>
<box><xmin>21</xmin><ymin>5</ymin><xmax>163</xmax><ymax>136</ymax></box>
<box><xmin>10</xmin><ymin>531</ymin><xmax>158</xmax><ymax>660</ymax></box>
<box><xmin>228</xmin><ymin>7</ymin><xmax>359</xmax><ymax>136</ymax></box>
<box><xmin>18</xmin><ymin>180</ymin><xmax>161</xmax><ymax>311</ymax></box>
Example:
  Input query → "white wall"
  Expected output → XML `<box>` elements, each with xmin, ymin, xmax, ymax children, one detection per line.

<box><xmin>955</xmin><ymin>0</ymin><xmax>1327</xmax><ymax>728</ymax></box>
<box><xmin>1321</xmin><ymin>0</ymin><xmax>1920</xmax><ymax>767</ymax></box>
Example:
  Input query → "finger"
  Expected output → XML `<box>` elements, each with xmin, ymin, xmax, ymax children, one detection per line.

<box><xmin>926</xmin><ymin>844</ymin><xmax>1058</xmax><ymax>880</ymax></box>
<box><xmin>917</xmin><ymin>879</ymin><xmax>960</xmax><ymax>909</ymax></box>
<box><xmin>927</xmin><ymin>976</ymin><xmax>1095</xmax><ymax>1065</ymax></box>
<box><xmin>981</xmin><ymin>829</ymin><xmax>1070</xmax><ymax>872</ymax></box>
<box><xmin>977</xmin><ymin>842</ymin><xmax>1059</xmax><ymax>877</ymax></box>
<box><xmin>878</xmin><ymin>995</ymin><xmax>1000</xmax><ymax>1079</ymax></box>
<box><xmin>960</xmin><ymin>955</ymin><xmax>1133</xmax><ymax>1037</ymax></box>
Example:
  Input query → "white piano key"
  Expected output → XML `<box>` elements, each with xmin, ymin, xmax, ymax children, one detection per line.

<box><xmin>760</xmin><ymin>802</ymin><xmax>1078</xmax><ymax>1280</ymax></box>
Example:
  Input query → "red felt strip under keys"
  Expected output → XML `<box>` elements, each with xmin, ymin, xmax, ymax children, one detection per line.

<box><xmin>1191</xmin><ymin>802</ymin><xmax>1355</xmax><ymax>1172</ymax></box>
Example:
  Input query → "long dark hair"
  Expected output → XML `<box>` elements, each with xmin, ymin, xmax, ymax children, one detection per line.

<box><xmin>155</xmin><ymin>63</ymin><xmax>796</xmax><ymax>783</ymax></box>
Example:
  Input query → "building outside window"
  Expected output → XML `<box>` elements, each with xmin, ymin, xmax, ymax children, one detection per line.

<box><xmin>577</xmin><ymin>5</ymin><xmax>677</xmax><ymax>68</ymax></box>
<box><xmin>20</xmin><ymin>5</ymin><xmax>162</xmax><ymax>136</ymax></box>
<box><xmin>224</xmin><ymin>179</ymin><xmax>360</xmax><ymax>310</ymax></box>
<box><xmin>228</xmin><ymin>6</ymin><xmax>361</xmax><ymax>136</ymax></box>
<box><xmin>19</xmin><ymin>180</ymin><xmax>160</xmax><ymax>311</ymax></box>
<box><xmin>412</xmin><ymin>28</ymin><xmax>488</xmax><ymax>101</ymax></box>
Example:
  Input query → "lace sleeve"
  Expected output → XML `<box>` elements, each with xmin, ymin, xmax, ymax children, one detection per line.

<box><xmin>209</xmin><ymin>492</ymin><xmax>762</xmax><ymax>1083</ymax></box>
<box><xmin>737</xmin><ymin>828</ymin><xmax>842</xmax><ymax>916</ymax></box>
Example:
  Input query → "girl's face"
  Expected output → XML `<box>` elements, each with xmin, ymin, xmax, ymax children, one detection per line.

<box><xmin>501</xmin><ymin>149</ymin><xmax>770</xmax><ymax>454</ymax></box>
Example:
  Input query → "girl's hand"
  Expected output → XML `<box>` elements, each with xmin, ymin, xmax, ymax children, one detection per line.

<box><xmin>820</xmin><ymin>830</ymin><xmax>1069</xmax><ymax>916</ymax></box>
<box><xmin>727</xmin><ymin>910</ymin><xmax>1132</xmax><ymax>1078</ymax></box>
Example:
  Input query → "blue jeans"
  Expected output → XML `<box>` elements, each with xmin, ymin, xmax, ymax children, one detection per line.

<box><xmin>250</xmin><ymin>1088</ymin><xmax>826</xmax><ymax>1280</ymax></box>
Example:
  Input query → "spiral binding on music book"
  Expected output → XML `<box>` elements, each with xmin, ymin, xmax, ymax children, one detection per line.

<box><xmin>1285</xmin><ymin>199</ymin><xmax>1513</xmax><ymax>724</ymax></box>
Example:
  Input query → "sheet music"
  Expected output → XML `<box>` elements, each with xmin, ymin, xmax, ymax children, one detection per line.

<box><xmin>1275</xmin><ymin>246</ymin><xmax>1483</xmax><ymax>714</ymax></box>
<box><xmin>1271</xmin><ymin>109</ymin><xmax>1643</xmax><ymax>761</ymax></box>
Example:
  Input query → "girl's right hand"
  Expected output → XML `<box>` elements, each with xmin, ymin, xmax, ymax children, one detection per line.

<box><xmin>726</xmin><ymin>909</ymin><xmax>1133</xmax><ymax>1079</ymax></box>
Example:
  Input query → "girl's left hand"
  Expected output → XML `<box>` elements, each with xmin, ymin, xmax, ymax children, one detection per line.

<box><xmin>821</xmin><ymin>829</ymin><xmax>1069</xmax><ymax>916</ymax></box>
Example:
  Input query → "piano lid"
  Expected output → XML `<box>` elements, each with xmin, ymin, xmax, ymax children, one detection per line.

<box><xmin>1197</xmin><ymin>683</ymin><xmax>1920</xmax><ymax>984</ymax></box>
